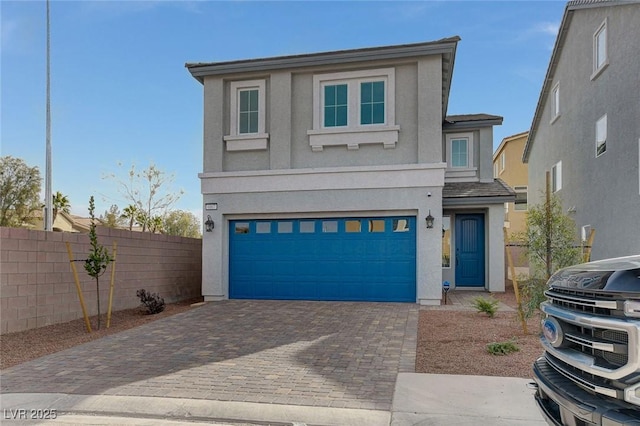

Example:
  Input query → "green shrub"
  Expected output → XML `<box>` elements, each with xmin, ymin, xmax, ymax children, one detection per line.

<box><xmin>472</xmin><ymin>296</ymin><xmax>499</xmax><ymax>318</ymax></box>
<box><xmin>487</xmin><ymin>339</ymin><xmax>520</xmax><ymax>355</ymax></box>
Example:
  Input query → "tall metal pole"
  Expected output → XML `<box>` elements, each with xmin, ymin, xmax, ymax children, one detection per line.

<box><xmin>44</xmin><ymin>0</ymin><xmax>52</xmax><ymax>231</ymax></box>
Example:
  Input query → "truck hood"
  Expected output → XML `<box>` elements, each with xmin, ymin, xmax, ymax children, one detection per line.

<box><xmin>548</xmin><ymin>255</ymin><xmax>640</xmax><ymax>292</ymax></box>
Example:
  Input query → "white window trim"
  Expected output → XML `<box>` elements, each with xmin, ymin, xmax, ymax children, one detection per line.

<box><xmin>596</xmin><ymin>114</ymin><xmax>607</xmax><ymax>158</ymax></box>
<box><xmin>551</xmin><ymin>82</ymin><xmax>560</xmax><ymax>123</ymax></box>
<box><xmin>552</xmin><ymin>161</ymin><xmax>562</xmax><ymax>193</ymax></box>
<box><xmin>446</xmin><ymin>133</ymin><xmax>474</xmax><ymax>170</ymax></box>
<box><xmin>225</xmin><ymin>79</ymin><xmax>269</xmax><ymax>151</ymax></box>
<box><xmin>500</xmin><ymin>152</ymin><xmax>506</xmax><ymax>174</ymax></box>
<box><xmin>591</xmin><ymin>18</ymin><xmax>609</xmax><ymax>80</ymax></box>
<box><xmin>308</xmin><ymin>68</ymin><xmax>399</xmax><ymax>151</ymax></box>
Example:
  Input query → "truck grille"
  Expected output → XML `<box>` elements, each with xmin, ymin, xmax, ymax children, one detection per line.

<box><xmin>541</xmin><ymin>299</ymin><xmax>640</xmax><ymax>384</ymax></box>
<box><xmin>546</xmin><ymin>288</ymin><xmax>618</xmax><ymax>316</ymax></box>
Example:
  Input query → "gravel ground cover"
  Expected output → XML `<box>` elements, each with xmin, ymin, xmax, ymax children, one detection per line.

<box><xmin>415</xmin><ymin>285</ymin><xmax>543</xmax><ymax>379</ymax></box>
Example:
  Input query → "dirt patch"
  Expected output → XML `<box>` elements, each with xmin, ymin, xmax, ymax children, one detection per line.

<box><xmin>0</xmin><ymin>298</ymin><xmax>202</xmax><ymax>370</ymax></box>
<box><xmin>416</xmin><ymin>284</ymin><xmax>543</xmax><ymax>378</ymax></box>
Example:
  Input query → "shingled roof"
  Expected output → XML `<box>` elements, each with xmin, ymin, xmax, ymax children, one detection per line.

<box><xmin>443</xmin><ymin>179</ymin><xmax>516</xmax><ymax>206</ymax></box>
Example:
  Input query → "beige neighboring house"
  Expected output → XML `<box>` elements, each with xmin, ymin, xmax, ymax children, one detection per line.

<box><xmin>493</xmin><ymin>131</ymin><xmax>529</xmax><ymax>237</ymax></box>
<box><xmin>31</xmin><ymin>211</ymin><xmax>91</xmax><ymax>233</ymax></box>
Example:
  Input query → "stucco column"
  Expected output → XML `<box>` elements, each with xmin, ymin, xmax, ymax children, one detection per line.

<box><xmin>487</xmin><ymin>204</ymin><xmax>506</xmax><ymax>292</ymax></box>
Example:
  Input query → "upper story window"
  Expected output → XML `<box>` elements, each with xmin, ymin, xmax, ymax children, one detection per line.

<box><xmin>323</xmin><ymin>84</ymin><xmax>348</xmax><ymax>127</ymax></box>
<box><xmin>596</xmin><ymin>114</ymin><xmax>607</xmax><ymax>157</ymax></box>
<box><xmin>225</xmin><ymin>79</ymin><xmax>269</xmax><ymax>151</ymax></box>
<box><xmin>360</xmin><ymin>81</ymin><xmax>385</xmax><ymax>125</ymax></box>
<box><xmin>514</xmin><ymin>186</ymin><xmax>528</xmax><ymax>211</ymax></box>
<box><xmin>551</xmin><ymin>82</ymin><xmax>560</xmax><ymax>122</ymax></box>
<box><xmin>552</xmin><ymin>161</ymin><xmax>562</xmax><ymax>192</ymax></box>
<box><xmin>309</xmin><ymin>68</ymin><xmax>399</xmax><ymax>151</ymax></box>
<box><xmin>500</xmin><ymin>152</ymin><xmax>506</xmax><ymax>173</ymax></box>
<box><xmin>238</xmin><ymin>88</ymin><xmax>259</xmax><ymax>134</ymax></box>
<box><xmin>494</xmin><ymin>162</ymin><xmax>498</xmax><ymax>178</ymax></box>
<box><xmin>592</xmin><ymin>19</ymin><xmax>608</xmax><ymax>80</ymax></box>
<box><xmin>446</xmin><ymin>133</ymin><xmax>473</xmax><ymax>169</ymax></box>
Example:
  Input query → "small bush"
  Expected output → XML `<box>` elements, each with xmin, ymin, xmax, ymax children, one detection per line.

<box><xmin>136</xmin><ymin>289</ymin><xmax>165</xmax><ymax>315</ymax></box>
<box><xmin>472</xmin><ymin>296</ymin><xmax>499</xmax><ymax>318</ymax></box>
<box><xmin>487</xmin><ymin>339</ymin><xmax>520</xmax><ymax>356</ymax></box>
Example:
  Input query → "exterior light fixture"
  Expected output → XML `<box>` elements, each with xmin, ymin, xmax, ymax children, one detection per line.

<box><xmin>204</xmin><ymin>215</ymin><xmax>215</xmax><ymax>232</ymax></box>
<box><xmin>425</xmin><ymin>210</ymin><xmax>435</xmax><ymax>229</ymax></box>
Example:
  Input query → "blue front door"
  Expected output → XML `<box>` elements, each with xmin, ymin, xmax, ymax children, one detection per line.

<box><xmin>229</xmin><ymin>217</ymin><xmax>416</xmax><ymax>302</ymax></box>
<box><xmin>455</xmin><ymin>214</ymin><xmax>485</xmax><ymax>287</ymax></box>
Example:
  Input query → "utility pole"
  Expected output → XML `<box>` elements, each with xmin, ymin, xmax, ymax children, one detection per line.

<box><xmin>44</xmin><ymin>0</ymin><xmax>52</xmax><ymax>231</ymax></box>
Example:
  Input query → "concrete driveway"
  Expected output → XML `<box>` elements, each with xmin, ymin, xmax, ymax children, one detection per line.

<box><xmin>1</xmin><ymin>300</ymin><xmax>418</xmax><ymax>422</ymax></box>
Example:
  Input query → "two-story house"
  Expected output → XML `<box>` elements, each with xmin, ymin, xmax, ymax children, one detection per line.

<box><xmin>523</xmin><ymin>0</ymin><xmax>640</xmax><ymax>260</ymax></box>
<box><xmin>187</xmin><ymin>38</ymin><xmax>514</xmax><ymax>305</ymax></box>
<box><xmin>493</xmin><ymin>131</ymin><xmax>529</xmax><ymax>237</ymax></box>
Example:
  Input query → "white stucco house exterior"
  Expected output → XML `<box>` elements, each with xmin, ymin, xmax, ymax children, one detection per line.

<box><xmin>186</xmin><ymin>38</ymin><xmax>514</xmax><ymax>305</ymax></box>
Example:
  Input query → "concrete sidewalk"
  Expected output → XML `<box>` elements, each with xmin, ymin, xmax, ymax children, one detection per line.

<box><xmin>1</xmin><ymin>373</ymin><xmax>545</xmax><ymax>425</ymax></box>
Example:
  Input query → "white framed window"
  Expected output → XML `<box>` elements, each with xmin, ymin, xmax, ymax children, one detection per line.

<box><xmin>551</xmin><ymin>82</ymin><xmax>560</xmax><ymax>122</ymax></box>
<box><xmin>514</xmin><ymin>186</ymin><xmax>528</xmax><ymax>211</ymax></box>
<box><xmin>500</xmin><ymin>152</ymin><xmax>506</xmax><ymax>173</ymax></box>
<box><xmin>552</xmin><ymin>161</ymin><xmax>562</xmax><ymax>192</ymax></box>
<box><xmin>446</xmin><ymin>133</ymin><xmax>473</xmax><ymax>169</ymax></box>
<box><xmin>494</xmin><ymin>162</ymin><xmax>498</xmax><ymax>178</ymax></box>
<box><xmin>592</xmin><ymin>19</ymin><xmax>608</xmax><ymax>79</ymax></box>
<box><xmin>224</xmin><ymin>79</ymin><xmax>268</xmax><ymax>151</ymax></box>
<box><xmin>596</xmin><ymin>114</ymin><xmax>607</xmax><ymax>157</ymax></box>
<box><xmin>308</xmin><ymin>68</ymin><xmax>399</xmax><ymax>151</ymax></box>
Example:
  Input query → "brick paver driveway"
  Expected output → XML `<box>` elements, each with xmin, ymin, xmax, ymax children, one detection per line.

<box><xmin>1</xmin><ymin>301</ymin><xmax>418</xmax><ymax>411</ymax></box>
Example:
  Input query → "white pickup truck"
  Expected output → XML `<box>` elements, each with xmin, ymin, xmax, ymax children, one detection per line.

<box><xmin>532</xmin><ymin>255</ymin><xmax>640</xmax><ymax>426</ymax></box>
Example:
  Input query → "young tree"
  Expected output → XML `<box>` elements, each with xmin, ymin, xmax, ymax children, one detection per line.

<box><xmin>52</xmin><ymin>191</ymin><xmax>71</xmax><ymax>223</ymax></box>
<box><xmin>0</xmin><ymin>156</ymin><xmax>42</xmax><ymax>227</ymax></box>
<box><xmin>105</xmin><ymin>163</ymin><xmax>183</xmax><ymax>232</ymax></box>
<box><xmin>163</xmin><ymin>210</ymin><xmax>201</xmax><ymax>238</ymax></box>
<box><xmin>514</xmin><ymin>192</ymin><xmax>582</xmax><ymax>319</ymax></box>
<box><xmin>84</xmin><ymin>196</ymin><xmax>113</xmax><ymax>330</ymax></box>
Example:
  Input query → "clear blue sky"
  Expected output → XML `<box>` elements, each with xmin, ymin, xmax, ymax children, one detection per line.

<box><xmin>1</xmin><ymin>0</ymin><xmax>565</xmax><ymax>218</ymax></box>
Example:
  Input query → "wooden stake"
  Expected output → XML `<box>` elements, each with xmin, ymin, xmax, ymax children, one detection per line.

<box><xmin>583</xmin><ymin>229</ymin><xmax>596</xmax><ymax>263</ymax></box>
<box><xmin>504</xmin><ymin>228</ymin><xmax>529</xmax><ymax>335</ymax></box>
<box><xmin>65</xmin><ymin>242</ymin><xmax>92</xmax><ymax>333</ymax></box>
<box><xmin>106</xmin><ymin>241</ymin><xmax>117</xmax><ymax>328</ymax></box>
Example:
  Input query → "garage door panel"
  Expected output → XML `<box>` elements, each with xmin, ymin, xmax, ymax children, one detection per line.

<box><xmin>229</xmin><ymin>217</ymin><xmax>416</xmax><ymax>302</ymax></box>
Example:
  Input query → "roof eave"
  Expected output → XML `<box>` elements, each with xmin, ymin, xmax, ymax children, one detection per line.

<box><xmin>186</xmin><ymin>37</ymin><xmax>461</xmax><ymax>84</ymax></box>
<box><xmin>444</xmin><ymin>118</ymin><xmax>504</xmax><ymax>130</ymax></box>
<box><xmin>443</xmin><ymin>195</ymin><xmax>516</xmax><ymax>206</ymax></box>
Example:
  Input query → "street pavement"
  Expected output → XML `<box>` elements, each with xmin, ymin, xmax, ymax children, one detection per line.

<box><xmin>0</xmin><ymin>298</ymin><xmax>545</xmax><ymax>425</ymax></box>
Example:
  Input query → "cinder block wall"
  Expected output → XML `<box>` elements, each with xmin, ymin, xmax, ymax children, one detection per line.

<box><xmin>0</xmin><ymin>226</ymin><xmax>202</xmax><ymax>334</ymax></box>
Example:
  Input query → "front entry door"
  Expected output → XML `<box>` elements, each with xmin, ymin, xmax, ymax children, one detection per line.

<box><xmin>455</xmin><ymin>214</ymin><xmax>485</xmax><ymax>287</ymax></box>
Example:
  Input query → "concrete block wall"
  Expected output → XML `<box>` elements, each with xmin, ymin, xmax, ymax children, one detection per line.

<box><xmin>0</xmin><ymin>226</ymin><xmax>202</xmax><ymax>334</ymax></box>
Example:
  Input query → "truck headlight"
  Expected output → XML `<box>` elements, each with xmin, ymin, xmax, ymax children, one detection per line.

<box><xmin>625</xmin><ymin>383</ymin><xmax>640</xmax><ymax>406</ymax></box>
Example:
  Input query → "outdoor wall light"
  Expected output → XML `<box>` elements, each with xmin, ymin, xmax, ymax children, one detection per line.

<box><xmin>425</xmin><ymin>210</ymin><xmax>435</xmax><ymax>229</ymax></box>
<box><xmin>204</xmin><ymin>215</ymin><xmax>215</xmax><ymax>232</ymax></box>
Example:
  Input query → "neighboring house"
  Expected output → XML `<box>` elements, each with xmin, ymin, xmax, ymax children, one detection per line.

<box><xmin>186</xmin><ymin>38</ymin><xmax>514</xmax><ymax>305</ymax></box>
<box><xmin>493</xmin><ymin>131</ymin><xmax>529</xmax><ymax>237</ymax></box>
<box><xmin>31</xmin><ymin>211</ymin><xmax>91</xmax><ymax>233</ymax></box>
<box><xmin>523</xmin><ymin>0</ymin><xmax>640</xmax><ymax>260</ymax></box>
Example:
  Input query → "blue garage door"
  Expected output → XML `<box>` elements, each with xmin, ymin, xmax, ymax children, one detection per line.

<box><xmin>229</xmin><ymin>217</ymin><xmax>416</xmax><ymax>302</ymax></box>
